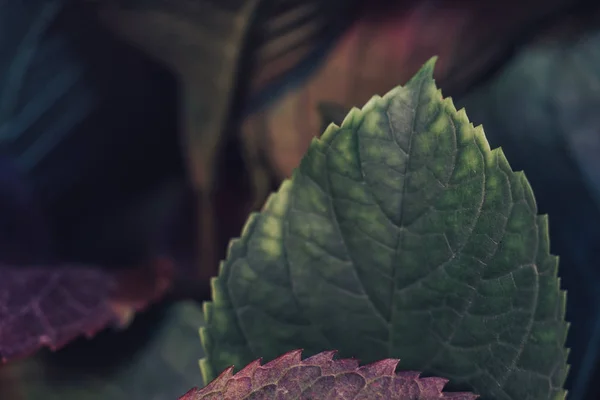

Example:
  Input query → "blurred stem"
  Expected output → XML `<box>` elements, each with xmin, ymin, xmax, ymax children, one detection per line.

<box><xmin>180</xmin><ymin>77</ymin><xmax>228</xmax><ymax>281</ymax></box>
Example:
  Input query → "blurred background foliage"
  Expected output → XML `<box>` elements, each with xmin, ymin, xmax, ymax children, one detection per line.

<box><xmin>2</xmin><ymin>0</ymin><xmax>600</xmax><ymax>398</ymax></box>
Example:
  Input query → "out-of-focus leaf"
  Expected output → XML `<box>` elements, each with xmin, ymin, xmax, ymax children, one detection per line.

<box><xmin>95</xmin><ymin>0</ymin><xmax>260</xmax><ymax>191</ymax></box>
<box><xmin>0</xmin><ymin>0</ymin><xmax>183</xmax><ymax>268</ymax></box>
<box><xmin>95</xmin><ymin>0</ymin><xmax>262</xmax><ymax>281</ymax></box>
<box><xmin>0</xmin><ymin>129</ymin><xmax>176</xmax><ymax>362</ymax></box>
<box><xmin>0</xmin><ymin>265</ymin><xmax>114</xmax><ymax>363</ymax></box>
<box><xmin>0</xmin><ymin>301</ymin><xmax>205</xmax><ymax>400</ymax></box>
<box><xmin>0</xmin><ymin>0</ymin><xmax>95</xmax><ymax>189</ymax></box>
<box><xmin>94</xmin><ymin>0</ymin><xmax>361</xmax><ymax>280</ymax></box>
<box><xmin>200</xmin><ymin>59</ymin><xmax>569</xmax><ymax>400</ymax></box>
<box><xmin>181</xmin><ymin>350</ymin><xmax>477</xmax><ymax>400</ymax></box>
<box><xmin>242</xmin><ymin>0</ymin><xmax>592</xmax><ymax>184</ymax></box>
<box><xmin>243</xmin><ymin>0</ymin><xmax>361</xmax><ymax>114</ymax></box>
<box><xmin>0</xmin><ymin>259</ymin><xmax>174</xmax><ymax>363</ymax></box>
<box><xmin>456</xmin><ymin>28</ymin><xmax>600</xmax><ymax>400</ymax></box>
<box><xmin>0</xmin><ymin>0</ymin><xmax>183</xmax><ymax>347</ymax></box>
<box><xmin>0</xmin><ymin>0</ymin><xmax>199</xmax><ymax>299</ymax></box>
<box><xmin>554</xmin><ymin>33</ymin><xmax>600</xmax><ymax>209</ymax></box>
<box><xmin>0</xmin><ymin>119</ymin><xmax>177</xmax><ymax>363</ymax></box>
<box><xmin>96</xmin><ymin>0</ymin><xmax>359</xmax><ymax>188</ymax></box>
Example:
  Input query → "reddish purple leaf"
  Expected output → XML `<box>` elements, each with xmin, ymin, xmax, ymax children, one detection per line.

<box><xmin>179</xmin><ymin>350</ymin><xmax>478</xmax><ymax>399</ymax></box>
<box><xmin>0</xmin><ymin>259</ymin><xmax>173</xmax><ymax>363</ymax></box>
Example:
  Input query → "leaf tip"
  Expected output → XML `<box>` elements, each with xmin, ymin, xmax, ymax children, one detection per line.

<box><xmin>357</xmin><ymin>357</ymin><xmax>400</xmax><ymax>378</ymax></box>
<box><xmin>199</xmin><ymin>357</ymin><xmax>213</xmax><ymax>386</ymax></box>
<box><xmin>414</xmin><ymin>56</ymin><xmax>439</xmax><ymax>82</ymax></box>
<box><xmin>340</xmin><ymin>106</ymin><xmax>363</xmax><ymax>129</ymax></box>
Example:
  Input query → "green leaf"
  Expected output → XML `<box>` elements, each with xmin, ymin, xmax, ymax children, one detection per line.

<box><xmin>0</xmin><ymin>302</ymin><xmax>205</xmax><ymax>400</ymax></box>
<box><xmin>200</xmin><ymin>57</ymin><xmax>569</xmax><ymax>400</ymax></box>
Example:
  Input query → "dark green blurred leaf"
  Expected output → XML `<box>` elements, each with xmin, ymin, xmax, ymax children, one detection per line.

<box><xmin>95</xmin><ymin>0</ymin><xmax>360</xmax><ymax>280</ymax></box>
